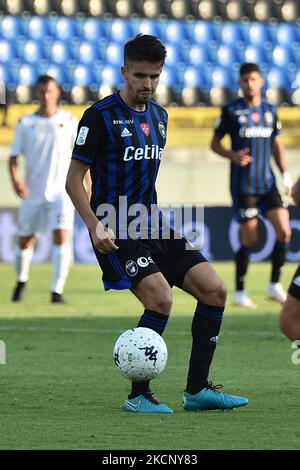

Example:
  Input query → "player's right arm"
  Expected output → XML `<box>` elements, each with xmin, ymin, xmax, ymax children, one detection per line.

<box><xmin>8</xmin><ymin>119</ymin><xmax>28</xmax><ymax>198</ymax></box>
<box><xmin>210</xmin><ymin>107</ymin><xmax>252</xmax><ymax>167</ymax></box>
<box><xmin>66</xmin><ymin>160</ymin><xmax>118</xmax><ymax>254</ymax></box>
<box><xmin>66</xmin><ymin>108</ymin><xmax>118</xmax><ymax>254</ymax></box>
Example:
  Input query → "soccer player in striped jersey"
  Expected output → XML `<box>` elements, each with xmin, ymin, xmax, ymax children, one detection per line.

<box><xmin>66</xmin><ymin>34</ymin><xmax>248</xmax><ymax>413</ymax></box>
<box><xmin>279</xmin><ymin>176</ymin><xmax>300</xmax><ymax>342</ymax></box>
<box><xmin>211</xmin><ymin>63</ymin><xmax>292</xmax><ymax>308</ymax></box>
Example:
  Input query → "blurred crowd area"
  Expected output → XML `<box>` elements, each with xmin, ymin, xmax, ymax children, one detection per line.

<box><xmin>0</xmin><ymin>0</ymin><xmax>300</xmax><ymax>109</ymax></box>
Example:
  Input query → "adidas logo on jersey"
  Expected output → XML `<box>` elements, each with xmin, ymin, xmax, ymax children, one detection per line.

<box><xmin>121</xmin><ymin>127</ymin><xmax>132</xmax><ymax>137</ymax></box>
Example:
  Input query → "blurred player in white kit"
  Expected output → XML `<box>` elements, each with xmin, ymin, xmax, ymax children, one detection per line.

<box><xmin>9</xmin><ymin>75</ymin><xmax>80</xmax><ymax>303</ymax></box>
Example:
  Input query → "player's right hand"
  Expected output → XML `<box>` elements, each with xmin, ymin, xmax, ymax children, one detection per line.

<box><xmin>231</xmin><ymin>148</ymin><xmax>252</xmax><ymax>167</ymax></box>
<box><xmin>291</xmin><ymin>178</ymin><xmax>300</xmax><ymax>208</ymax></box>
<box><xmin>14</xmin><ymin>180</ymin><xmax>28</xmax><ymax>199</ymax></box>
<box><xmin>91</xmin><ymin>222</ymin><xmax>119</xmax><ymax>254</ymax></box>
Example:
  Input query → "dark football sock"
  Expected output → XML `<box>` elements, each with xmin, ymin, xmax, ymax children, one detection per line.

<box><xmin>130</xmin><ymin>310</ymin><xmax>169</xmax><ymax>399</ymax></box>
<box><xmin>271</xmin><ymin>241</ymin><xmax>288</xmax><ymax>283</ymax></box>
<box><xmin>186</xmin><ymin>303</ymin><xmax>224</xmax><ymax>394</ymax></box>
<box><xmin>235</xmin><ymin>245</ymin><xmax>252</xmax><ymax>291</ymax></box>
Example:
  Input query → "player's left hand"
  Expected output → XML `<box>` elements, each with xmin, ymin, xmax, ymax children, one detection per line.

<box><xmin>282</xmin><ymin>171</ymin><xmax>293</xmax><ymax>196</ymax></box>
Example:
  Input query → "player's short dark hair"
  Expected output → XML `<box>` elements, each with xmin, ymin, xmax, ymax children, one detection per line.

<box><xmin>124</xmin><ymin>34</ymin><xmax>167</xmax><ymax>66</ymax></box>
<box><xmin>35</xmin><ymin>75</ymin><xmax>58</xmax><ymax>87</ymax></box>
<box><xmin>240</xmin><ymin>63</ymin><xmax>261</xmax><ymax>77</ymax></box>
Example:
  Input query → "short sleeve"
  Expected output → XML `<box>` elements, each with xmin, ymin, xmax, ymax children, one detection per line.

<box><xmin>72</xmin><ymin>108</ymin><xmax>101</xmax><ymax>166</ymax></box>
<box><xmin>11</xmin><ymin>119</ymin><xmax>25</xmax><ymax>156</ymax></box>
<box><xmin>213</xmin><ymin>106</ymin><xmax>230</xmax><ymax>139</ymax></box>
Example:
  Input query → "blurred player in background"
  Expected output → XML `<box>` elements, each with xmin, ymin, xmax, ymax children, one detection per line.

<box><xmin>211</xmin><ymin>63</ymin><xmax>293</xmax><ymax>309</ymax></box>
<box><xmin>9</xmin><ymin>75</ymin><xmax>80</xmax><ymax>303</ymax></box>
<box><xmin>66</xmin><ymin>34</ymin><xmax>248</xmax><ymax>413</ymax></box>
<box><xmin>279</xmin><ymin>177</ymin><xmax>300</xmax><ymax>341</ymax></box>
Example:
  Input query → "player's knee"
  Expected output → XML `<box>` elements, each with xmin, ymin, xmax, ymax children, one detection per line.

<box><xmin>279</xmin><ymin>309</ymin><xmax>291</xmax><ymax>339</ymax></box>
<box><xmin>216</xmin><ymin>281</ymin><xmax>227</xmax><ymax>306</ymax></box>
<box><xmin>151</xmin><ymin>289</ymin><xmax>173</xmax><ymax>314</ymax></box>
<box><xmin>277</xmin><ymin>227</ymin><xmax>291</xmax><ymax>243</ymax></box>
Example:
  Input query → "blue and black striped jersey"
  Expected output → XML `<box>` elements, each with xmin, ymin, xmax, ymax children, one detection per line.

<box><xmin>214</xmin><ymin>97</ymin><xmax>281</xmax><ymax>195</ymax></box>
<box><xmin>72</xmin><ymin>92</ymin><xmax>168</xmax><ymax>213</ymax></box>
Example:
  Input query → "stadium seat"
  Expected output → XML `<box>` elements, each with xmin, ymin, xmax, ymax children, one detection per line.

<box><xmin>133</xmin><ymin>19</ymin><xmax>166</xmax><ymax>40</ymax></box>
<box><xmin>85</xmin><ymin>0</ymin><xmax>111</xmax><ymax>17</ymax></box>
<box><xmin>0</xmin><ymin>15</ymin><xmax>26</xmax><ymax>40</ymax></box>
<box><xmin>71</xmin><ymin>64</ymin><xmax>95</xmax><ymax>87</ymax></box>
<box><xmin>192</xmin><ymin>20</ymin><xmax>219</xmax><ymax>47</ymax></box>
<box><xmin>100</xmin><ymin>64</ymin><xmax>123</xmax><ymax>87</ymax></box>
<box><xmin>17</xmin><ymin>63</ymin><xmax>39</xmax><ymax>86</ymax></box>
<box><xmin>166</xmin><ymin>0</ymin><xmax>193</xmax><ymax>19</ymax></box>
<box><xmin>181</xmin><ymin>66</ymin><xmax>210</xmax><ymax>105</ymax></box>
<box><xmin>139</xmin><ymin>0</ymin><xmax>165</xmax><ymax>18</ymax></box>
<box><xmin>243</xmin><ymin>45</ymin><xmax>269</xmax><ymax>68</ymax></box>
<box><xmin>59</xmin><ymin>0</ymin><xmax>82</xmax><ymax>16</ymax></box>
<box><xmin>192</xmin><ymin>0</ymin><xmax>221</xmax><ymax>20</ymax></box>
<box><xmin>109</xmin><ymin>18</ymin><xmax>133</xmax><ymax>43</ymax></box>
<box><xmin>225</xmin><ymin>0</ymin><xmax>250</xmax><ymax>21</ymax></box>
<box><xmin>53</xmin><ymin>17</ymin><xmax>81</xmax><ymax>42</ymax></box>
<box><xmin>188</xmin><ymin>44</ymin><xmax>215</xmax><ymax>69</ymax></box>
<box><xmin>208</xmin><ymin>66</ymin><xmax>237</xmax><ymax>106</ymax></box>
<box><xmin>215</xmin><ymin>45</ymin><xmax>241</xmax><ymax>69</ymax></box>
<box><xmin>0</xmin><ymin>64</ymin><xmax>15</xmax><ymax>85</ymax></box>
<box><xmin>266</xmin><ymin>67</ymin><xmax>292</xmax><ymax>90</ymax></box>
<box><xmin>44</xmin><ymin>64</ymin><xmax>69</xmax><ymax>86</ymax></box>
<box><xmin>76</xmin><ymin>41</ymin><xmax>102</xmax><ymax>65</ymax></box>
<box><xmin>32</xmin><ymin>0</ymin><xmax>54</xmax><ymax>15</ymax></box>
<box><xmin>165</xmin><ymin>43</ymin><xmax>188</xmax><ymax>68</ymax></box>
<box><xmin>247</xmin><ymin>22</ymin><xmax>273</xmax><ymax>48</ymax></box>
<box><xmin>251</xmin><ymin>0</ymin><xmax>277</xmax><ymax>22</ymax></box>
<box><xmin>104</xmin><ymin>42</ymin><xmax>123</xmax><ymax>66</ymax></box>
<box><xmin>4</xmin><ymin>0</ymin><xmax>28</xmax><ymax>15</ymax></box>
<box><xmin>21</xmin><ymin>40</ymin><xmax>46</xmax><ymax>64</ymax></box>
<box><xmin>210</xmin><ymin>66</ymin><xmax>237</xmax><ymax>91</ymax></box>
<box><xmin>26</xmin><ymin>16</ymin><xmax>52</xmax><ymax>40</ymax></box>
<box><xmin>48</xmin><ymin>41</ymin><xmax>74</xmax><ymax>65</ymax></box>
<box><xmin>114</xmin><ymin>0</ymin><xmax>136</xmax><ymax>17</ymax></box>
<box><xmin>265</xmin><ymin>67</ymin><xmax>292</xmax><ymax>106</ymax></box>
<box><xmin>164</xmin><ymin>20</ymin><xmax>190</xmax><ymax>45</ymax></box>
<box><xmin>81</xmin><ymin>18</ymin><xmax>108</xmax><ymax>43</ymax></box>
<box><xmin>279</xmin><ymin>0</ymin><xmax>300</xmax><ymax>22</ymax></box>
<box><xmin>220</xmin><ymin>22</ymin><xmax>246</xmax><ymax>48</ymax></box>
<box><xmin>0</xmin><ymin>39</ymin><xmax>19</xmax><ymax>64</ymax></box>
<box><xmin>272</xmin><ymin>45</ymin><xmax>297</xmax><ymax>71</ymax></box>
<box><xmin>275</xmin><ymin>23</ymin><xmax>300</xmax><ymax>47</ymax></box>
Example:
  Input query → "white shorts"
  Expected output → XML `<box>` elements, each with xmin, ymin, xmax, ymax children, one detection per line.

<box><xmin>17</xmin><ymin>197</ymin><xmax>75</xmax><ymax>237</ymax></box>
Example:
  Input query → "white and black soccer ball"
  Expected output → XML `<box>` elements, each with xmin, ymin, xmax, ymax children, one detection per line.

<box><xmin>113</xmin><ymin>327</ymin><xmax>168</xmax><ymax>382</ymax></box>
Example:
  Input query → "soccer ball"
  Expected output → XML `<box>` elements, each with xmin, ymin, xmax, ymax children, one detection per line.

<box><xmin>113</xmin><ymin>327</ymin><xmax>168</xmax><ymax>382</ymax></box>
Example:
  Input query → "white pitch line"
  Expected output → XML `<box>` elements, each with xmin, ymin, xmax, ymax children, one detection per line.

<box><xmin>0</xmin><ymin>325</ymin><xmax>282</xmax><ymax>337</ymax></box>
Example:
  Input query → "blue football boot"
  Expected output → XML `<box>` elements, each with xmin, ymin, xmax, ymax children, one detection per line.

<box><xmin>183</xmin><ymin>382</ymin><xmax>248</xmax><ymax>411</ymax></box>
<box><xmin>123</xmin><ymin>392</ymin><xmax>173</xmax><ymax>413</ymax></box>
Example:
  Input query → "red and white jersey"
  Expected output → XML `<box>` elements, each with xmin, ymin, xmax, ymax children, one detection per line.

<box><xmin>11</xmin><ymin>110</ymin><xmax>78</xmax><ymax>202</ymax></box>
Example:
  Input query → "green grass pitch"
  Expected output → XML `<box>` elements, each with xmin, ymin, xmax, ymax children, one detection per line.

<box><xmin>0</xmin><ymin>262</ymin><xmax>299</xmax><ymax>450</ymax></box>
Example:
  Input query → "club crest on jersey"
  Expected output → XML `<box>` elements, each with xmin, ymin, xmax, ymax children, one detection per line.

<box><xmin>158</xmin><ymin>122</ymin><xmax>166</xmax><ymax>138</ymax></box>
<box><xmin>125</xmin><ymin>260</ymin><xmax>138</xmax><ymax>277</ymax></box>
<box><xmin>140</xmin><ymin>122</ymin><xmax>150</xmax><ymax>136</ymax></box>
<box><xmin>251</xmin><ymin>112</ymin><xmax>260</xmax><ymax>124</ymax></box>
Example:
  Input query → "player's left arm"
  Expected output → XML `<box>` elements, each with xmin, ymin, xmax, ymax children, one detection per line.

<box><xmin>272</xmin><ymin>135</ymin><xmax>293</xmax><ymax>196</ymax></box>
